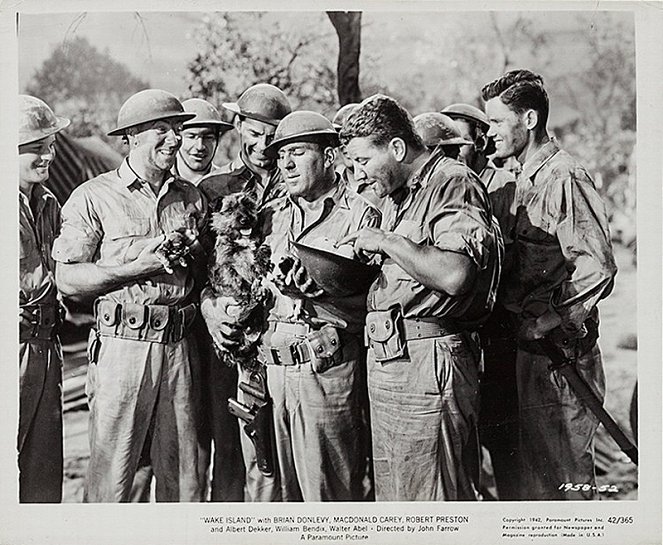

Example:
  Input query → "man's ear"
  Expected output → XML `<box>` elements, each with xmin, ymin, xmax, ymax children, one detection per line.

<box><xmin>323</xmin><ymin>146</ymin><xmax>337</xmax><ymax>168</ymax></box>
<box><xmin>233</xmin><ymin>116</ymin><xmax>242</xmax><ymax>132</ymax></box>
<box><xmin>524</xmin><ymin>109</ymin><xmax>539</xmax><ymax>132</ymax></box>
<box><xmin>388</xmin><ymin>137</ymin><xmax>407</xmax><ymax>162</ymax></box>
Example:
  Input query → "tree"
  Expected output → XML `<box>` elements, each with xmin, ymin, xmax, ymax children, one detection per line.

<box><xmin>186</xmin><ymin>13</ymin><xmax>337</xmax><ymax>112</ymax></box>
<box><xmin>25</xmin><ymin>36</ymin><xmax>148</xmax><ymax>142</ymax></box>
<box><xmin>327</xmin><ymin>12</ymin><xmax>363</xmax><ymax>105</ymax></box>
<box><xmin>185</xmin><ymin>13</ymin><xmax>340</xmax><ymax>163</ymax></box>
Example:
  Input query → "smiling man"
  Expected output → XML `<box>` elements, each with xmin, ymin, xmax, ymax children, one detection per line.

<box><xmin>482</xmin><ymin>69</ymin><xmax>617</xmax><ymax>500</ymax></box>
<box><xmin>339</xmin><ymin>94</ymin><xmax>502</xmax><ymax>502</ymax></box>
<box><xmin>18</xmin><ymin>95</ymin><xmax>70</xmax><ymax>502</ymax></box>
<box><xmin>175</xmin><ymin>98</ymin><xmax>233</xmax><ymax>185</ymax></box>
<box><xmin>197</xmin><ymin>83</ymin><xmax>291</xmax><ymax>502</ymax></box>
<box><xmin>52</xmin><ymin>89</ymin><xmax>207</xmax><ymax>502</ymax></box>
<box><xmin>249</xmin><ymin>110</ymin><xmax>379</xmax><ymax>501</ymax></box>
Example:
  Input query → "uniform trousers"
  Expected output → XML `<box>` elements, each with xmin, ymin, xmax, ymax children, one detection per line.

<box><xmin>367</xmin><ymin>332</ymin><xmax>480</xmax><ymax>501</ymax></box>
<box><xmin>266</xmin><ymin>332</ymin><xmax>366</xmax><ymax>501</ymax></box>
<box><xmin>18</xmin><ymin>338</ymin><xmax>63</xmax><ymax>502</ymax></box>
<box><xmin>84</xmin><ymin>332</ymin><xmax>201</xmax><ymax>502</ymax></box>
<box><xmin>517</xmin><ymin>342</ymin><xmax>605</xmax><ymax>500</ymax></box>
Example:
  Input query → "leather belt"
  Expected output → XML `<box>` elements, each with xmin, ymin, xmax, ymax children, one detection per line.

<box><xmin>94</xmin><ymin>299</ymin><xmax>197</xmax><ymax>344</ymax></box>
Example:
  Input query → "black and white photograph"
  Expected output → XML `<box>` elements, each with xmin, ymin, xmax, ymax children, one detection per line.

<box><xmin>0</xmin><ymin>1</ymin><xmax>661</xmax><ymax>544</ymax></box>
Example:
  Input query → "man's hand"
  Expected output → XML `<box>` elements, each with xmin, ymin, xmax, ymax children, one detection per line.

<box><xmin>336</xmin><ymin>227</ymin><xmax>388</xmax><ymax>257</ymax></box>
<box><xmin>200</xmin><ymin>289</ymin><xmax>242</xmax><ymax>350</ymax></box>
<box><xmin>132</xmin><ymin>236</ymin><xmax>170</xmax><ymax>276</ymax></box>
<box><xmin>274</xmin><ymin>256</ymin><xmax>324</xmax><ymax>299</ymax></box>
<box><xmin>518</xmin><ymin>310</ymin><xmax>563</xmax><ymax>341</ymax></box>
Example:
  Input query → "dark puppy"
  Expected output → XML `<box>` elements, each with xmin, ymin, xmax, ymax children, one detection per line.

<box><xmin>208</xmin><ymin>193</ymin><xmax>272</xmax><ymax>368</ymax></box>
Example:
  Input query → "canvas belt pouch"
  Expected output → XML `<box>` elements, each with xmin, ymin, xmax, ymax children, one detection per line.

<box><xmin>261</xmin><ymin>323</ymin><xmax>343</xmax><ymax>373</ymax></box>
<box><xmin>365</xmin><ymin>307</ymin><xmax>406</xmax><ymax>362</ymax></box>
<box><xmin>94</xmin><ymin>298</ymin><xmax>197</xmax><ymax>344</ymax></box>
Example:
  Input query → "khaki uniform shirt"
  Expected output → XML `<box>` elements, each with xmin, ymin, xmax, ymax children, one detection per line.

<box><xmin>52</xmin><ymin>159</ymin><xmax>206</xmax><ymax>306</ymax></box>
<box><xmin>501</xmin><ymin>139</ymin><xmax>617</xmax><ymax>332</ymax></box>
<box><xmin>368</xmin><ymin>151</ymin><xmax>500</xmax><ymax>326</ymax></box>
<box><xmin>480</xmin><ymin>161</ymin><xmax>517</xmax><ymax>246</ymax></box>
<box><xmin>19</xmin><ymin>185</ymin><xmax>61</xmax><ymax>307</ymax></box>
<box><xmin>198</xmin><ymin>155</ymin><xmax>285</xmax><ymax>210</ymax></box>
<box><xmin>263</xmin><ymin>178</ymin><xmax>380</xmax><ymax>334</ymax></box>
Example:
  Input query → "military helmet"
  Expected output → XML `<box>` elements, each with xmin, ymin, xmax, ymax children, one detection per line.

<box><xmin>181</xmin><ymin>98</ymin><xmax>234</xmax><ymax>132</ymax></box>
<box><xmin>108</xmin><ymin>89</ymin><xmax>195</xmax><ymax>136</ymax></box>
<box><xmin>413</xmin><ymin>112</ymin><xmax>472</xmax><ymax>148</ymax></box>
<box><xmin>19</xmin><ymin>95</ymin><xmax>70</xmax><ymax>146</ymax></box>
<box><xmin>222</xmin><ymin>84</ymin><xmax>292</xmax><ymax>127</ymax></box>
<box><xmin>265</xmin><ymin>111</ymin><xmax>340</xmax><ymax>157</ymax></box>
<box><xmin>441</xmin><ymin>103</ymin><xmax>489</xmax><ymax>131</ymax></box>
<box><xmin>331</xmin><ymin>103</ymin><xmax>360</xmax><ymax>131</ymax></box>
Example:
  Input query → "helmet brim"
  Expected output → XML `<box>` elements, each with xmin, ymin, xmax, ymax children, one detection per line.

<box><xmin>182</xmin><ymin>119</ymin><xmax>235</xmax><ymax>131</ymax></box>
<box><xmin>19</xmin><ymin>116</ymin><xmax>71</xmax><ymax>146</ymax></box>
<box><xmin>264</xmin><ymin>130</ymin><xmax>340</xmax><ymax>158</ymax></box>
<box><xmin>107</xmin><ymin>112</ymin><xmax>197</xmax><ymax>136</ymax></box>
<box><xmin>222</xmin><ymin>102</ymin><xmax>283</xmax><ymax>127</ymax></box>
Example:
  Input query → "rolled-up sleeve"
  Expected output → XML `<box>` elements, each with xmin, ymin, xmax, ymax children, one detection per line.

<box><xmin>427</xmin><ymin>175</ymin><xmax>493</xmax><ymax>271</ymax></box>
<box><xmin>52</xmin><ymin>186</ymin><xmax>102</xmax><ymax>264</ymax></box>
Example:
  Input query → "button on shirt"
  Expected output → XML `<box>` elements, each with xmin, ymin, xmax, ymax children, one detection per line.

<box><xmin>19</xmin><ymin>185</ymin><xmax>61</xmax><ymax>307</ymax></box>
<box><xmin>262</xmin><ymin>179</ymin><xmax>380</xmax><ymax>334</ymax></box>
<box><xmin>369</xmin><ymin>151</ymin><xmax>500</xmax><ymax>325</ymax></box>
<box><xmin>501</xmin><ymin>139</ymin><xmax>617</xmax><ymax>331</ymax></box>
<box><xmin>52</xmin><ymin>159</ymin><xmax>206</xmax><ymax>306</ymax></box>
<box><xmin>198</xmin><ymin>155</ymin><xmax>285</xmax><ymax>210</ymax></box>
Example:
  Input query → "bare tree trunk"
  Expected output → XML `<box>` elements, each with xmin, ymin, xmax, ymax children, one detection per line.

<box><xmin>327</xmin><ymin>11</ymin><xmax>362</xmax><ymax>105</ymax></box>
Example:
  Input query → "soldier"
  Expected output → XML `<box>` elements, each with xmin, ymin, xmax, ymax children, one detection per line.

<box><xmin>175</xmin><ymin>98</ymin><xmax>234</xmax><ymax>185</ymax></box>
<box><xmin>481</xmin><ymin>69</ymin><xmax>617</xmax><ymax>499</ymax></box>
<box><xmin>339</xmin><ymin>94</ymin><xmax>501</xmax><ymax>501</ymax></box>
<box><xmin>256</xmin><ymin>111</ymin><xmax>379</xmax><ymax>500</ymax></box>
<box><xmin>413</xmin><ymin>111</ymin><xmax>472</xmax><ymax>159</ymax></box>
<box><xmin>52</xmin><ymin>89</ymin><xmax>207</xmax><ymax>502</ymax></box>
<box><xmin>130</xmin><ymin>97</ymin><xmax>236</xmax><ymax>502</ymax></box>
<box><xmin>332</xmin><ymin>102</ymin><xmax>383</xmax><ymax>210</ymax></box>
<box><xmin>442</xmin><ymin>102</ymin><xmax>521</xmax><ymax>500</ymax></box>
<box><xmin>198</xmin><ymin>83</ymin><xmax>291</xmax><ymax>502</ymax></box>
<box><xmin>18</xmin><ymin>95</ymin><xmax>70</xmax><ymax>502</ymax></box>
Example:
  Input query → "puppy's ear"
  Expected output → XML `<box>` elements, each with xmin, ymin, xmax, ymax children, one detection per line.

<box><xmin>210</xmin><ymin>196</ymin><xmax>225</xmax><ymax>213</ymax></box>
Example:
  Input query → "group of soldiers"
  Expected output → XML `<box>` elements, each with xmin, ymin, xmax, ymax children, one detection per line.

<box><xmin>18</xmin><ymin>68</ymin><xmax>617</xmax><ymax>504</ymax></box>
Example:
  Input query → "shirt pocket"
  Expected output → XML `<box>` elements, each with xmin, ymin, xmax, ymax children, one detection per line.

<box><xmin>394</xmin><ymin>219</ymin><xmax>426</xmax><ymax>245</ymax></box>
<box><xmin>107</xmin><ymin>218</ymin><xmax>152</xmax><ymax>240</ymax></box>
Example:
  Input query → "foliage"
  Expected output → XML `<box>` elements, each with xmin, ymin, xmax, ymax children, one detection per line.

<box><xmin>25</xmin><ymin>36</ymin><xmax>148</xmax><ymax>145</ymax></box>
<box><xmin>554</xmin><ymin>13</ymin><xmax>636</xmax><ymax>239</ymax></box>
<box><xmin>185</xmin><ymin>12</ymin><xmax>340</xmax><ymax>164</ymax></box>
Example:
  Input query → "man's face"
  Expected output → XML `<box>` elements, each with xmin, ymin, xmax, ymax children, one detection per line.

<box><xmin>277</xmin><ymin>141</ymin><xmax>330</xmax><ymax>201</ymax></box>
<box><xmin>237</xmin><ymin>117</ymin><xmax>277</xmax><ymax>170</ymax></box>
<box><xmin>345</xmin><ymin>136</ymin><xmax>403</xmax><ymax>198</ymax></box>
<box><xmin>131</xmin><ymin>118</ymin><xmax>183</xmax><ymax>172</ymax></box>
<box><xmin>19</xmin><ymin>134</ymin><xmax>56</xmax><ymax>186</ymax></box>
<box><xmin>485</xmin><ymin>97</ymin><xmax>528</xmax><ymax>160</ymax></box>
<box><xmin>454</xmin><ymin>118</ymin><xmax>479</xmax><ymax>167</ymax></box>
<box><xmin>178</xmin><ymin>126</ymin><xmax>218</xmax><ymax>172</ymax></box>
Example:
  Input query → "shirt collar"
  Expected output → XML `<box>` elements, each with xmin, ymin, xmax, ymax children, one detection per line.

<box><xmin>119</xmin><ymin>157</ymin><xmax>181</xmax><ymax>192</ymax></box>
<box><xmin>519</xmin><ymin>138</ymin><xmax>560</xmax><ymax>183</ymax></box>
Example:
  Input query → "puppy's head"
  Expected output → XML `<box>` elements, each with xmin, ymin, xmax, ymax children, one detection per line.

<box><xmin>211</xmin><ymin>194</ymin><xmax>259</xmax><ymax>237</ymax></box>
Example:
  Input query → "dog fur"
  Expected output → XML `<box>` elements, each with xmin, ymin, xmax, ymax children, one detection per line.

<box><xmin>208</xmin><ymin>193</ymin><xmax>273</xmax><ymax>368</ymax></box>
